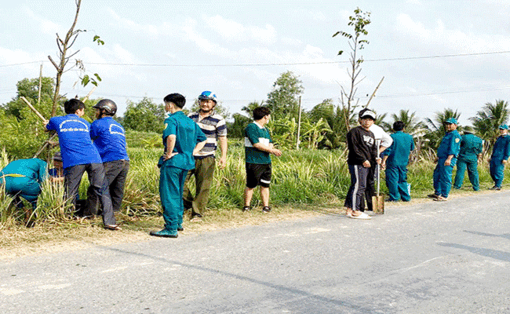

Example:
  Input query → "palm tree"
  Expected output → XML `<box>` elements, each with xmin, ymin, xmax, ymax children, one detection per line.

<box><xmin>388</xmin><ymin>109</ymin><xmax>425</xmax><ymax>135</ymax></box>
<box><xmin>424</xmin><ymin>108</ymin><xmax>461</xmax><ymax>150</ymax></box>
<box><xmin>470</xmin><ymin>100</ymin><xmax>509</xmax><ymax>152</ymax></box>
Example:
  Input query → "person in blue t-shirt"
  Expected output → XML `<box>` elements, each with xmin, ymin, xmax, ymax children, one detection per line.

<box><xmin>87</xmin><ymin>99</ymin><xmax>129</xmax><ymax>214</ymax></box>
<box><xmin>45</xmin><ymin>98</ymin><xmax>119</xmax><ymax>230</ymax></box>
<box><xmin>150</xmin><ymin>93</ymin><xmax>207</xmax><ymax>238</ymax></box>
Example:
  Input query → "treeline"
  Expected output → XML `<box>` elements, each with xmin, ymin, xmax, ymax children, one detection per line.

<box><xmin>1</xmin><ymin>72</ymin><xmax>508</xmax><ymax>160</ymax></box>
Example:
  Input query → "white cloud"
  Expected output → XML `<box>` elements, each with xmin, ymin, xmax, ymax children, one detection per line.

<box><xmin>202</xmin><ymin>15</ymin><xmax>277</xmax><ymax>45</ymax></box>
<box><xmin>204</xmin><ymin>15</ymin><xmax>245</xmax><ymax>40</ymax></box>
<box><xmin>395</xmin><ymin>13</ymin><xmax>510</xmax><ymax>53</ymax></box>
<box><xmin>106</xmin><ymin>8</ymin><xmax>173</xmax><ymax>38</ymax></box>
<box><xmin>23</xmin><ymin>7</ymin><xmax>60</xmax><ymax>35</ymax></box>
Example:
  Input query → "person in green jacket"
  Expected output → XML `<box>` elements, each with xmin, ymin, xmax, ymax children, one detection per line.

<box><xmin>381</xmin><ymin>121</ymin><xmax>415</xmax><ymax>202</ymax></box>
<box><xmin>430</xmin><ymin>118</ymin><xmax>462</xmax><ymax>201</ymax></box>
<box><xmin>0</xmin><ymin>158</ymin><xmax>48</xmax><ymax>210</ymax></box>
<box><xmin>453</xmin><ymin>126</ymin><xmax>483</xmax><ymax>191</ymax></box>
<box><xmin>489</xmin><ymin>124</ymin><xmax>510</xmax><ymax>190</ymax></box>
<box><xmin>150</xmin><ymin>93</ymin><xmax>207</xmax><ymax>238</ymax></box>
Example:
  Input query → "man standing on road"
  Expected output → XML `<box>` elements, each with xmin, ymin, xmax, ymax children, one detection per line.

<box><xmin>243</xmin><ymin>106</ymin><xmax>282</xmax><ymax>213</ymax></box>
<box><xmin>489</xmin><ymin>124</ymin><xmax>510</xmax><ymax>190</ymax></box>
<box><xmin>357</xmin><ymin>108</ymin><xmax>392</xmax><ymax>211</ymax></box>
<box><xmin>151</xmin><ymin>93</ymin><xmax>207</xmax><ymax>238</ymax></box>
<box><xmin>183</xmin><ymin>91</ymin><xmax>227</xmax><ymax>222</ymax></box>
<box><xmin>45</xmin><ymin>98</ymin><xmax>119</xmax><ymax>230</ymax></box>
<box><xmin>87</xmin><ymin>99</ymin><xmax>130</xmax><ymax>216</ymax></box>
<box><xmin>430</xmin><ymin>118</ymin><xmax>461</xmax><ymax>201</ymax></box>
<box><xmin>345</xmin><ymin>109</ymin><xmax>379</xmax><ymax>219</ymax></box>
<box><xmin>381</xmin><ymin>121</ymin><xmax>415</xmax><ymax>202</ymax></box>
<box><xmin>453</xmin><ymin>126</ymin><xmax>483</xmax><ymax>191</ymax></box>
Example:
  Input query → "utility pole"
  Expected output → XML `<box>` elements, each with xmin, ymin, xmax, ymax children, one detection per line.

<box><xmin>296</xmin><ymin>96</ymin><xmax>302</xmax><ymax>150</ymax></box>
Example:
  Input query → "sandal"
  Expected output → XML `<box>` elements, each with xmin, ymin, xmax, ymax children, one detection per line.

<box><xmin>104</xmin><ymin>224</ymin><xmax>122</xmax><ymax>231</ymax></box>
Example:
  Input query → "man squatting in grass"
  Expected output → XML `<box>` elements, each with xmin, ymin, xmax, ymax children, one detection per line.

<box><xmin>429</xmin><ymin>118</ymin><xmax>461</xmax><ymax>202</ymax></box>
<box><xmin>151</xmin><ymin>93</ymin><xmax>207</xmax><ymax>238</ymax></box>
<box><xmin>45</xmin><ymin>99</ymin><xmax>120</xmax><ymax>230</ymax></box>
<box><xmin>243</xmin><ymin>106</ymin><xmax>282</xmax><ymax>213</ymax></box>
<box><xmin>345</xmin><ymin>109</ymin><xmax>379</xmax><ymax>219</ymax></box>
<box><xmin>183</xmin><ymin>91</ymin><xmax>227</xmax><ymax>222</ymax></box>
<box><xmin>0</xmin><ymin>153</ymin><xmax>64</xmax><ymax>223</ymax></box>
<box><xmin>357</xmin><ymin>108</ymin><xmax>393</xmax><ymax>211</ymax></box>
<box><xmin>489</xmin><ymin>124</ymin><xmax>510</xmax><ymax>191</ymax></box>
<box><xmin>453</xmin><ymin>126</ymin><xmax>483</xmax><ymax>191</ymax></box>
<box><xmin>381</xmin><ymin>121</ymin><xmax>415</xmax><ymax>202</ymax></box>
<box><xmin>86</xmin><ymin>99</ymin><xmax>130</xmax><ymax>216</ymax></box>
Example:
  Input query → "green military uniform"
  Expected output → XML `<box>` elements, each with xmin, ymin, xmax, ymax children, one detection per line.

<box><xmin>0</xmin><ymin>158</ymin><xmax>48</xmax><ymax>208</ymax></box>
<box><xmin>382</xmin><ymin>131</ymin><xmax>415</xmax><ymax>201</ymax></box>
<box><xmin>453</xmin><ymin>132</ymin><xmax>483</xmax><ymax>190</ymax></box>
<box><xmin>490</xmin><ymin>125</ymin><xmax>510</xmax><ymax>189</ymax></box>
<box><xmin>433</xmin><ymin>118</ymin><xmax>462</xmax><ymax>198</ymax></box>
<box><xmin>159</xmin><ymin>111</ymin><xmax>206</xmax><ymax>233</ymax></box>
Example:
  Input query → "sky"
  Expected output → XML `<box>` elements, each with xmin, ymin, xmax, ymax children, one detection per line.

<box><xmin>1</xmin><ymin>0</ymin><xmax>510</xmax><ymax>125</ymax></box>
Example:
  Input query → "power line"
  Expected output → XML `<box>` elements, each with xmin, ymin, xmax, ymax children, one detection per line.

<box><xmin>1</xmin><ymin>50</ymin><xmax>510</xmax><ymax>68</ymax></box>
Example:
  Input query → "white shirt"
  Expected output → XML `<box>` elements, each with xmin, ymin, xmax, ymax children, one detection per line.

<box><xmin>369</xmin><ymin>124</ymin><xmax>393</xmax><ymax>148</ymax></box>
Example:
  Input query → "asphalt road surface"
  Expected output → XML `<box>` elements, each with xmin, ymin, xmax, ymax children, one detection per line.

<box><xmin>2</xmin><ymin>191</ymin><xmax>510</xmax><ymax>314</ymax></box>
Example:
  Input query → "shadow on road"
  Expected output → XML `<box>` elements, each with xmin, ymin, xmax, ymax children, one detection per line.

<box><xmin>437</xmin><ymin>242</ymin><xmax>510</xmax><ymax>263</ymax></box>
<box><xmin>464</xmin><ymin>230</ymin><xmax>510</xmax><ymax>240</ymax></box>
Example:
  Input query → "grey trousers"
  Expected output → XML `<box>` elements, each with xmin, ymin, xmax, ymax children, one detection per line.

<box><xmin>87</xmin><ymin>160</ymin><xmax>129</xmax><ymax>214</ymax></box>
<box><xmin>65</xmin><ymin>163</ymin><xmax>116</xmax><ymax>226</ymax></box>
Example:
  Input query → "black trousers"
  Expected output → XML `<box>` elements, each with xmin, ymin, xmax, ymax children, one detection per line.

<box><xmin>360</xmin><ymin>164</ymin><xmax>376</xmax><ymax>212</ymax></box>
<box><xmin>345</xmin><ymin>164</ymin><xmax>370</xmax><ymax>211</ymax></box>
<box><xmin>65</xmin><ymin>163</ymin><xmax>116</xmax><ymax>226</ymax></box>
<box><xmin>87</xmin><ymin>160</ymin><xmax>129</xmax><ymax>214</ymax></box>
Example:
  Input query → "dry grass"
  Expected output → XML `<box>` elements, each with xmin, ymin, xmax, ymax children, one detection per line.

<box><xmin>0</xmin><ymin>204</ymin><xmax>340</xmax><ymax>261</ymax></box>
<box><xmin>1</xmin><ymin>187</ymin><xmax>504</xmax><ymax>262</ymax></box>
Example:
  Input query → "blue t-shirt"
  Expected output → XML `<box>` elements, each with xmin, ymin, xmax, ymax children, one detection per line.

<box><xmin>46</xmin><ymin>114</ymin><xmax>102</xmax><ymax>169</ymax></box>
<box><xmin>162</xmin><ymin>111</ymin><xmax>207</xmax><ymax>170</ymax></box>
<box><xmin>90</xmin><ymin>117</ymin><xmax>129</xmax><ymax>163</ymax></box>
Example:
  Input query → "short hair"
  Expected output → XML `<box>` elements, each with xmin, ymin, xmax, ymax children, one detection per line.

<box><xmin>393</xmin><ymin>121</ymin><xmax>405</xmax><ymax>131</ymax></box>
<box><xmin>64</xmin><ymin>98</ymin><xmax>85</xmax><ymax>114</ymax></box>
<box><xmin>163</xmin><ymin>93</ymin><xmax>186</xmax><ymax>109</ymax></box>
<box><xmin>253</xmin><ymin>106</ymin><xmax>271</xmax><ymax>120</ymax></box>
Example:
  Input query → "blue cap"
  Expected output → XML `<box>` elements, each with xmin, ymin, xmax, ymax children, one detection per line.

<box><xmin>445</xmin><ymin>118</ymin><xmax>458</xmax><ymax>125</ymax></box>
<box><xmin>499</xmin><ymin>124</ymin><xmax>508</xmax><ymax>130</ymax></box>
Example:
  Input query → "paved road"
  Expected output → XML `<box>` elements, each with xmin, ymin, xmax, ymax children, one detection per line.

<box><xmin>2</xmin><ymin>191</ymin><xmax>510</xmax><ymax>313</ymax></box>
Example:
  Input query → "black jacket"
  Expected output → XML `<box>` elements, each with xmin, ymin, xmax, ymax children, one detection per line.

<box><xmin>347</xmin><ymin>126</ymin><xmax>377</xmax><ymax>165</ymax></box>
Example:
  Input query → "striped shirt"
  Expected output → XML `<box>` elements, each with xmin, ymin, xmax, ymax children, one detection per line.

<box><xmin>188</xmin><ymin>111</ymin><xmax>227</xmax><ymax>158</ymax></box>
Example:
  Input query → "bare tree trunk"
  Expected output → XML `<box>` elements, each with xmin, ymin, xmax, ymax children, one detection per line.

<box><xmin>49</xmin><ymin>0</ymin><xmax>82</xmax><ymax>117</ymax></box>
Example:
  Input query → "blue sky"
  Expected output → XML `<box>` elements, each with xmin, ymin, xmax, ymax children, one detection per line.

<box><xmin>1</xmin><ymin>0</ymin><xmax>509</xmax><ymax>125</ymax></box>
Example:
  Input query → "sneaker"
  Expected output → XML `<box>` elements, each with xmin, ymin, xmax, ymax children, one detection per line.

<box><xmin>427</xmin><ymin>194</ymin><xmax>440</xmax><ymax>199</ymax></box>
<box><xmin>262</xmin><ymin>206</ymin><xmax>271</xmax><ymax>213</ymax></box>
<box><xmin>149</xmin><ymin>229</ymin><xmax>178</xmax><ymax>238</ymax></box>
<box><xmin>177</xmin><ymin>226</ymin><xmax>184</xmax><ymax>231</ymax></box>
<box><xmin>242</xmin><ymin>206</ymin><xmax>251</xmax><ymax>212</ymax></box>
<box><xmin>491</xmin><ymin>186</ymin><xmax>501</xmax><ymax>191</ymax></box>
<box><xmin>433</xmin><ymin>196</ymin><xmax>448</xmax><ymax>201</ymax></box>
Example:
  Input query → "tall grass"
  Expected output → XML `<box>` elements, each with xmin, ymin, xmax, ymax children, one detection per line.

<box><xmin>1</xmin><ymin>139</ymin><xmax>510</xmax><ymax>226</ymax></box>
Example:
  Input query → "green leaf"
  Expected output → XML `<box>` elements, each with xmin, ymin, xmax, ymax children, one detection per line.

<box><xmin>338</xmin><ymin>50</ymin><xmax>344</xmax><ymax>55</ymax></box>
<box><xmin>332</xmin><ymin>31</ymin><xmax>340</xmax><ymax>37</ymax></box>
<box><xmin>81</xmin><ymin>75</ymin><xmax>90</xmax><ymax>87</ymax></box>
<box><xmin>93</xmin><ymin>73</ymin><xmax>102</xmax><ymax>82</ymax></box>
